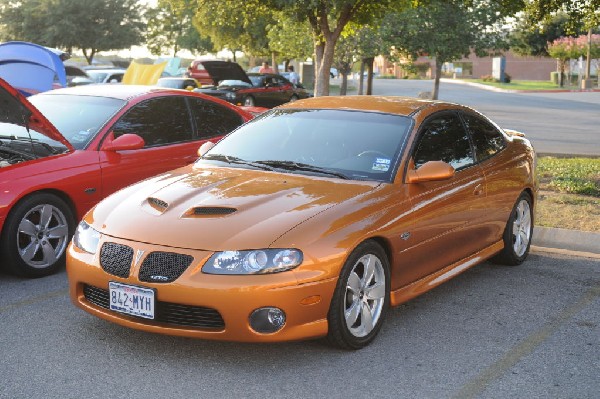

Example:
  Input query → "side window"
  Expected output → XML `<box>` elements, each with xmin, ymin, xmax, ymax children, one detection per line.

<box><xmin>188</xmin><ymin>98</ymin><xmax>244</xmax><ymax>139</ymax></box>
<box><xmin>413</xmin><ymin>112</ymin><xmax>474</xmax><ymax>170</ymax></box>
<box><xmin>111</xmin><ymin>96</ymin><xmax>193</xmax><ymax>147</ymax></box>
<box><xmin>462</xmin><ymin>113</ymin><xmax>506</xmax><ymax>162</ymax></box>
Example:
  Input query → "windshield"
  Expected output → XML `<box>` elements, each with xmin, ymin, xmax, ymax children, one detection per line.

<box><xmin>199</xmin><ymin>109</ymin><xmax>412</xmax><ymax>182</ymax></box>
<box><xmin>218</xmin><ymin>80</ymin><xmax>252</xmax><ymax>88</ymax></box>
<box><xmin>28</xmin><ymin>94</ymin><xmax>126</xmax><ymax>150</ymax></box>
<box><xmin>248</xmin><ymin>75</ymin><xmax>264</xmax><ymax>87</ymax></box>
<box><xmin>87</xmin><ymin>71</ymin><xmax>108</xmax><ymax>83</ymax></box>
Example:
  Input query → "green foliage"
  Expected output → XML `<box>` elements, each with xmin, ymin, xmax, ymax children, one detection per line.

<box><xmin>192</xmin><ymin>0</ymin><xmax>274</xmax><ymax>56</ymax></box>
<box><xmin>526</xmin><ymin>0</ymin><xmax>600</xmax><ymax>34</ymax></box>
<box><xmin>0</xmin><ymin>0</ymin><xmax>145</xmax><ymax>64</ymax></box>
<box><xmin>537</xmin><ymin>157</ymin><xmax>600</xmax><ymax>197</ymax></box>
<box><xmin>510</xmin><ymin>12</ymin><xmax>572</xmax><ymax>57</ymax></box>
<box><xmin>267</xmin><ymin>12</ymin><xmax>314</xmax><ymax>61</ymax></box>
<box><xmin>146</xmin><ymin>0</ymin><xmax>213</xmax><ymax>56</ymax></box>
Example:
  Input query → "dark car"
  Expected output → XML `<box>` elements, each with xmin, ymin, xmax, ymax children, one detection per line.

<box><xmin>195</xmin><ymin>61</ymin><xmax>311</xmax><ymax>108</ymax></box>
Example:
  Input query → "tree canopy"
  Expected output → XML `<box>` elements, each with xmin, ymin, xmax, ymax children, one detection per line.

<box><xmin>146</xmin><ymin>0</ymin><xmax>213</xmax><ymax>57</ymax></box>
<box><xmin>0</xmin><ymin>0</ymin><xmax>145</xmax><ymax>64</ymax></box>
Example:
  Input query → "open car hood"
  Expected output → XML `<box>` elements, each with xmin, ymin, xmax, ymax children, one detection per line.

<box><xmin>199</xmin><ymin>61</ymin><xmax>252</xmax><ymax>86</ymax></box>
<box><xmin>0</xmin><ymin>77</ymin><xmax>74</xmax><ymax>151</ymax></box>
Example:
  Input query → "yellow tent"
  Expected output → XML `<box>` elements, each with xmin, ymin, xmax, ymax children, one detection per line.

<box><xmin>122</xmin><ymin>60</ymin><xmax>167</xmax><ymax>85</ymax></box>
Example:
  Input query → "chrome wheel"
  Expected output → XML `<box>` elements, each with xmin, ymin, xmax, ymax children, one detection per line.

<box><xmin>243</xmin><ymin>96</ymin><xmax>255</xmax><ymax>106</ymax></box>
<box><xmin>17</xmin><ymin>203</ymin><xmax>69</xmax><ymax>269</ymax></box>
<box><xmin>511</xmin><ymin>199</ymin><xmax>532</xmax><ymax>257</ymax></box>
<box><xmin>344</xmin><ymin>253</ymin><xmax>386</xmax><ymax>338</ymax></box>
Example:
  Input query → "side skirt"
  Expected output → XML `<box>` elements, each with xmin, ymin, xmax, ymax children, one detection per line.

<box><xmin>390</xmin><ymin>240</ymin><xmax>504</xmax><ymax>307</ymax></box>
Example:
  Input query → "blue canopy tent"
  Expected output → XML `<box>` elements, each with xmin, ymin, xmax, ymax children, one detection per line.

<box><xmin>0</xmin><ymin>41</ymin><xmax>67</xmax><ymax>96</ymax></box>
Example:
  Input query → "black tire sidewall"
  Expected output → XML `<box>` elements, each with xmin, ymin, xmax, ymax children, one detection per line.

<box><xmin>327</xmin><ymin>240</ymin><xmax>391</xmax><ymax>349</ymax></box>
<box><xmin>494</xmin><ymin>192</ymin><xmax>533</xmax><ymax>266</ymax></box>
<box><xmin>1</xmin><ymin>193</ymin><xmax>75</xmax><ymax>277</ymax></box>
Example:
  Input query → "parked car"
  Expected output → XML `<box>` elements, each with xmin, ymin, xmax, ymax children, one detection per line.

<box><xmin>86</xmin><ymin>68</ymin><xmax>126</xmax><ymax>84</ymax></box>
<box><xmin>194</xmin><ymin>61</ymin><xmax>310</xmax><ymax>107</ymax></box>
<box><xmin>0</xmin><ymin>78</ymin><xmax>253</xmax><ymax>277</ymax></box>
<box><xmin>185</xmin><ymin>59</ymin><xmax>217</xmax><ymax>85</ymax></box>
<box><xmin>156</xmin><ymin>77</ymin><xmax>200</xmax><ymax>91</ymax></box>
<box><xmin>67</xmin><ymin>96</ymin><xmax>537</xmax><ymax>348</ymax></box>
<box><xmin>65</xmin><ymin>66</ymin><xmax>94</xmax><ymax>86</ymax></box>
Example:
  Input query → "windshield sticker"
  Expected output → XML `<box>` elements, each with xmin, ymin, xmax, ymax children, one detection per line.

<box><xmin>372</xmin><ymin>158</ymin><xmax>390</xmax><ymax>172</ymax></box>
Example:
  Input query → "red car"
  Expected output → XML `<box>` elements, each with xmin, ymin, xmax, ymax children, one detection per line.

<box><xmin>0</xmin><ymin>79</ymin><xmax>253</xmax><ymax>277</ymax></box>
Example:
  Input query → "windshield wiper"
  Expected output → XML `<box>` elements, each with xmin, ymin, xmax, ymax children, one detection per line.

<box><xmin>255</xmin><ymin>160</ymin><xmax>349</xmax><ymax>180</ymax></box>
<box><xmin>202</xmin><ymin>154</ymin><xmax>274</xmax><ymax>171</ymax></box>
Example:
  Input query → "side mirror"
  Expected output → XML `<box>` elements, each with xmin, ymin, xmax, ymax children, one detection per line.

<box><xmin>406</xmin><ymin>160</ymin><xmax>455</xmax><ymax>183</ymax></box>
<box><xmin>102</xmin><ymin>133</ymin><xmax>145</xmax><ymax>152</ymax></box>
<box><xmin>198</xmin><ymin>141</ymin><xmax>215</xmax><ymax>157</ymax></box>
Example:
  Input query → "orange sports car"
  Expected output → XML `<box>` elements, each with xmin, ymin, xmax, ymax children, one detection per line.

<box><xmin>67</xmin><ymin>96</ymin><xmax>537</xmax><ymax>349</ymax></box>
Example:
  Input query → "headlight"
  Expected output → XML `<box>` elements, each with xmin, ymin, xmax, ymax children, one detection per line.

<box><xmin>225</xmin><ymin>92</ymin><xmax>236</xmax><ymax>100</ymax></box>
<box><xmin>72</xmin><ymin>221</ymin><xmax>102</xmax><ymax>254</ymax></box>
<box><xmin>203</xmin><ymin>249</ymin><xmax>303</xmax><ymax>275</ymax></box>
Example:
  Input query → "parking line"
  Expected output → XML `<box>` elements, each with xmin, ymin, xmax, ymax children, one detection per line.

<box><xmin>452</xmin><ymin>284</ymin><xmax>600</xmax><ymax>399</ymax></box>
<box><xmin>0</xmin><ymin>289</ymin><xmax>69</xmax><ymax>313</ymax></box>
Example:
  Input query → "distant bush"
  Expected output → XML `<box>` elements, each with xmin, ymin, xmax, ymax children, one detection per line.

<box><xmin>504</xmin><ymin>73</ymin><xmax>512</xmax><ymax>83</ymax></box>
<box><xmin>377</xmin><ymin>74</ymin><xmax>397</xmax><ymax>79</ymax></box>
<box><xmin>481</xmin><ymin>74</ymin><xmax>496</xmax><ymax>82</ymax></box>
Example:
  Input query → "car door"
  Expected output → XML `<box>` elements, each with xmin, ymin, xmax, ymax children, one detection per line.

<box><xmin>461</xmin><ymin>111</ymin><xmax>521</xmax><ymax>247</ymax></box>
<box><xmin>98</xmin><ymin>95</ymin><xmax>200</xmax><ymax>198</ymax></box>
<box><xmin>270</xmin><ymin>76</ymin><xmax>293</xmax><ymax>105</ymax></box>
<box><xmin>397</xmin><ymin>111</ymin><xmax>489</xmax><ymax>286</ymax></box>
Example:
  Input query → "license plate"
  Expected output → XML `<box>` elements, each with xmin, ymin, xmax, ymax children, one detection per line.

<box><xmin>109</xmin><ymin>282</ymin><xmax>155</xmax><ymax>319</ymax></box>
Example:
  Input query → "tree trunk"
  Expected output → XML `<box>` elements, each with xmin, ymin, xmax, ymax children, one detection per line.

<box><xmin>365</xmin><ymin>57</ymin><xmax>374</xmax><ymax>95</ymax></box>
<box><xmin>558</xmin><ymin>59</ymin><xmax>565</xmax><ymax>87</ymax></box>
<box><xmin>314</xmin><ymin>41</ymin><xmax>324</xmax><ymax>96</ymax></box>
<box><xmin>358</xmin><ymin>61</ymin><xmax>365</xmax><ymax>95</ymax></box>
<box><xmin>340</xmin><ymin>74</ymin><xmax>348</xmax><ymax>95</ymax></box>
<box><xmin>585</xmin><ymin>28</ymin><xmax>592</xmax><ymax>79</ymax></box>
<box><xmin>432</xmin><ymin>59</ymin><xmax>442</xmax><ymax>100</ymax></box>
<box><xmin>271</xmin><ymin>52</ymin><xmax>278</xmax><ymax>73</ymax></box>
<box><xmin>315</xmin><ymin>37</ymin><xmax>336</xmax><ymax>97</ymax></box>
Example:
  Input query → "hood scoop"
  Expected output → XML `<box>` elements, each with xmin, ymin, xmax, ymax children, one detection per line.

<box><xmin>189</xmin><ymin>206</ymin><xmax>237</xmax><ymax>217</ymax></box>
<box><xmin>145</xmin><ymin>197</ymin><xmax>169</xmax><ymax>214</ymax></box>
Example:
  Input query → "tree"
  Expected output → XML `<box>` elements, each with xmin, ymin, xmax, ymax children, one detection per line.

<box><xmin>382</xmin><ymin>0</ymin><xmax>517</xmax><ymax>100</ymax></box>
<box><xmin>191</xmin><ymin>0</ymin><xmax>275</xmax><ymax>62</ymax></box>
<box><xmin>526</xmin><ymin>1</ymin><xmax>600</xmax><ymax>80</ymax></box>
<box><xmin>146</xmin><ymin>0</ymin><xmax>213</xmax><ymax>57</ymax></box>
<box><xmin>268</xmin><ymin>0</ymin><xmax>395</xmax><ymax>97</ymax></box>
<box><xmin>547</xmin><ymin>36</ymin><xmax>582</xmax><ymax>86</ymax></box>
<box><xmin>267</xmin><ymin>13</ymin><xmax>314</xmax><ymax>69</ymax></box>
<box><xmin>0</xmin><ymin>0</ymin><xmax>145</xmax><ymax>65</ymax></box>
<box><xmin>510</xmin><ymin>12</ymin><xmax>572</xmax><ymax>57</ymax></box>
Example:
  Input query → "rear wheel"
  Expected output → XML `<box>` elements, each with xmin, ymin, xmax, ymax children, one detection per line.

<box><xmin>289</xmin><ymin>95</ymin><xmax>299</xmax><ymax>102</ymax></box>
<box><xmin>491</xmin><ymin>192</ymin><xmax>533</xmax><ymax>266</ymax></box>
<box><xmin>327</xmin><ymin>240</ymin><xmax>390</xmax><ymax>349</ymax></box>
<box><xmin>243</xmin><ymin>96</ymin><xmax>255</xmax><ymax>106</ymax></box>
<box><xmin>1</xmin><ymin>193</ymin><xmax>75</xmax><ymax>277</ymax></box>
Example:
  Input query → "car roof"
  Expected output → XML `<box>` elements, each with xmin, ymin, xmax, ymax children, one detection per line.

<box><xmin>278</xmin><ymin>95</ymin><xmax>448</xmax><ymax>116</ymax></box>
<box><xmin>35</xmin><ymin>84</ymin><xmax>182</xmax><ymax>101</ymax></box>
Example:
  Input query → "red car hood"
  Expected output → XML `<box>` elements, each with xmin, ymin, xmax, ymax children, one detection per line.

<box><xmin>0</xmin><ymin>77</ymin><xmax>73</xmax><ymax>151</ymax></box>
<box><xmin>199</xmin><ymin>61</ymin><xmax>253</xmax><ymax>86</ymax></box>
<box><xmin>91</xmin><ymin>165</ymin><xmax>379</xmax><ymax>251</ymax></box>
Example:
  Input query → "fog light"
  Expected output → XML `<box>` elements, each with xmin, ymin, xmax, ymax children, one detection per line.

<box><xmin>249</xmin><ymin>307</ymin><xmax>286</xmax><ymax>334</ymax></box>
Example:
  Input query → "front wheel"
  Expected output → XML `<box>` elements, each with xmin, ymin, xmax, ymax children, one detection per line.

<box><xmin>1</xmin><ymin>193</ymin><xmax>75</xmax><ymax>277</ymax></box>
<box><xmin>327</xmin><ymin>240</ymin><xmax>390</xmax><ymax>349</ymax></box>
<box><xmin>289</xmin><ymin>95</ymin><xmax>299</xmax><ymax>102</ymax></box>
<box><xmin>491</xmin><ymin>192</ymin><xmax>533</xmax><ymax>266</ymax></box>
<box><xmin>243</xmin><ymin>96</ymin><xmax>255</xmax><ymax>106</ymax></box>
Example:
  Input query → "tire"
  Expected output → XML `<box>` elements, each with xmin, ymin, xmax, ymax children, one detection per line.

<box><xmin>327</xmin><ymin>240</ymin><xmax>390</xmax><ymax>349</ymax></box>
<box><xmin>243</xmin><ymin>96</ymin><xmax>255</xmax><ymax>106</ymax></box>
<box><xmin>491</xmin><ymin>192</ymin><xmax>533</xmax><ymax>266</ymax></box>
<box><xmin>1</xmin><ymin>193</ymin><xmax>75</xmax><ymax>277</ymax></box>
<box><xmin>289</xmin><ymin>95</ymin><xmax>299</xmax><ymax>102</ymax></box>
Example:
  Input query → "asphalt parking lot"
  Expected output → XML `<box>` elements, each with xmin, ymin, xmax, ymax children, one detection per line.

<box><xmin>0</xmin><ymin>250</ymin><xmax>598</xmax><ymax>398</ymax></box>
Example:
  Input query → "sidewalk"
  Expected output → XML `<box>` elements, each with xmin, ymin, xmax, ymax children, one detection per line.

<box><xmin>440</xmin><ymin>78</ymin><xmax>600</xmax><ymax>94</ymax></box>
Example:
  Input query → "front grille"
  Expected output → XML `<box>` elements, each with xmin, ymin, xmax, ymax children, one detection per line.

<box><xmin>83</xmin><ymin>284</ymin><xmax>225</xmax><ymax>329</ymax></box>
<box><xmin>138</xmin><ymin>252</ymin><xmax>193</xmax><ymax>283</ymax></box>
<box><xmin>100</xmin><ymin>242</ymin><xmax>133</xmax><ymax>278</ymax></box>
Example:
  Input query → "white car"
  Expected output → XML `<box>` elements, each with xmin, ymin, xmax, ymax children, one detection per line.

<box><xmin>86</xmin><ymin>68</ymin><xmax>126</xmax><ymax>84</ymax></box>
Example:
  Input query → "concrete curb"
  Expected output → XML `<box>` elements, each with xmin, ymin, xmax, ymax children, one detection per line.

<box><xmin>439</xmin><ymin>78</ymin><xmax>600</xmax><ymax>94</ymax></box>
<box><xmin>533</xmin><ymin>227</ymin><xmax>600</xmax><ymax>256</ymax></box>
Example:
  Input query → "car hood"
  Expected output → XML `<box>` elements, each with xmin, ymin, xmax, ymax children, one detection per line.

<box><xmin>0</xmin><ymin>78</ymin><xmax>74</xmax><ymax>150</ymax></box>
<box><xmin>199</xmin><ymin>61</ymin><xmax>252</xmax><ymax>86</ymax></box>
<box><xmin>92</xmin><ymin>165</ymin><xmax>379</xmax><ymax>251</ymax></box>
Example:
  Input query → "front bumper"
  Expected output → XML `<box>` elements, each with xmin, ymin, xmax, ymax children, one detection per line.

<box><xmin>67</xmin><ymin>237</ymin><xmax>338</xmax><ymax>342</ymax></box>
